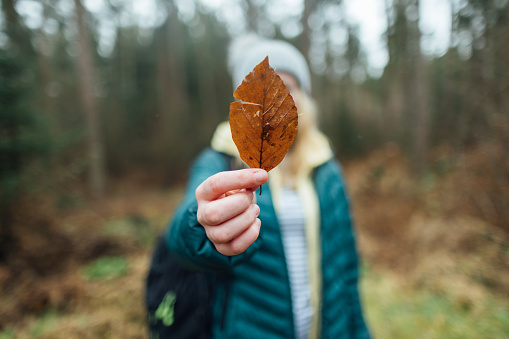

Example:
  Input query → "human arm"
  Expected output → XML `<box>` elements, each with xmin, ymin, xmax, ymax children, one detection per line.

<box><xmin>166</xmin><ymin>149</ymin><xmax>268</xmax><ymax>271</ymax></box>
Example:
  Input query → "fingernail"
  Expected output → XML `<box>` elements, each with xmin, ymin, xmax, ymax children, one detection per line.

<box><xmin>254</xmin><ymin>170</ymin><xmax>266</xmax><ymax>182</ymax></box>
<box><xmin>251</xmin><ymin>204</ymin><xmax>260</xmax><ymax>216</ymax></box>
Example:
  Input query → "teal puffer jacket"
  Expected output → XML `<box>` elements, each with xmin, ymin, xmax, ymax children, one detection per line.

<box><xmin>166</xmin><ymin>149</ymin><xmax>370</xmax><ymax>339</ymax></box>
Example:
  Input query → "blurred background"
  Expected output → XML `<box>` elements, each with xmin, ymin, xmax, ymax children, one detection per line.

<box><xmin>1</xmin><ymin>0</ymin><xmax>508</xmax><ymax>337</ymax></box>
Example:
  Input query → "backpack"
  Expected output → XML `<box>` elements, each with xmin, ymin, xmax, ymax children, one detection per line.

<box><xmin>145</xmin><ymin>236</ymin><xmax>212</xmax><ymax>339</ymax></box>
<box><xmin>145</xmin><ymin>152</ymin><xmax>235</xmax><ymax>338</ymax></box>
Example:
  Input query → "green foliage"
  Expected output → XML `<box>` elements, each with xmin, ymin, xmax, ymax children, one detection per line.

<box><xmin>0</xmin><ymin>0</ymin><xmax>507</xmax><ymax>181</ymax></box>
<box><xmin>0</xmin><ymin>48</ymin><xmax>54</xmax><ymax>258</ymax></box>
<box><xmin>362</xmin><ymin>267</ymin><xmax>509</xmax><ymax>339</ymax></box>
<box><xmin>29</xmin><ymin>309</ymin><xmax>61</xmax><ymax>338</ymax></box>
<box><xmin>82</xmin><ymin>256</ymin><xmax>130</xmax><ymax>281</ymax></box>
<box><xmin>56</xmin><ymin>193</ymin><xmax>83</xmax><ymax>210</ymax></box>
<box><xmin>102</xmin><ymin>215</ymin><xmax>153</xmax><ymax>246</ymax></box>
<box><xmin>336</xmin><ymin>102</ymin><xmax>365</xmax><ymax>157</ymax></box>
<box><xmin>0</xmin><ymin>328</ymin><xmax>15</xmax><ymax>339</ymax></box>
<box><xmin>0</xmin><ymin>50</ymin><xmax>51</xmax><ymax>204</ymax></box>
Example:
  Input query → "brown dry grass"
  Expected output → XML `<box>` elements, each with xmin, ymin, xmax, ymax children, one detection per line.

<box><xmin>0</xmin><ymin>180</ymin><xmax>183</xmax><ymax>336</ymax></box>
<box><xmin>1</xmin><ymin>142</ymin><xmax>508</xmax><ymax>337</ymax></box>
<box><xmin>346</xmin><ymin>142</ymin><xmax>509</xmax><ymax>303</ymax></box>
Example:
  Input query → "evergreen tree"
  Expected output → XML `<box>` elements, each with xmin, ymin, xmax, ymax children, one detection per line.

<box><xmin>0</xmin><ymin>49</ymin><xmax>51</xmax><ymax>260</ymax></box>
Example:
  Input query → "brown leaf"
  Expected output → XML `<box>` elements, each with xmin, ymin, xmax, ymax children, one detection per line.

<box><xmin>229</xmin><ymin>56</ymin><xmax>298</xmax><ymax>174</ymax></box>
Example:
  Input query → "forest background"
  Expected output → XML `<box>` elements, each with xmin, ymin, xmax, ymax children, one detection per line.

<box><xmin>1</xmin><ymin>0</ymin><xmax>508</xmax><ymax>337</ymax></box>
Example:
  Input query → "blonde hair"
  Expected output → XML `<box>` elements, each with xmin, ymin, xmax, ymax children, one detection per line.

<box><xmin>278</xmin><ymin>88</ymin><xmax>321</xmax><ymax>187</ymax></box>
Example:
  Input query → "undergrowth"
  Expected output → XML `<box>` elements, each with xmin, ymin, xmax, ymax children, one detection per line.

<box><xmin>362</xmin><ymin>266</ymin><xmax>509</xmax><ymax>339</ymax></box>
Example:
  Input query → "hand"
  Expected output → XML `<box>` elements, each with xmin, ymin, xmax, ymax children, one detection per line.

<box><xmin>195</xmin><ymin>169</ymin><xmax>268</xmax><ymax>256</ymax></box>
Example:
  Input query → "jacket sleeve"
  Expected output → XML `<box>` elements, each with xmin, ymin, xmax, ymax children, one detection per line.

<box><xmin>165</xmin><ymin>149</ymin><xmax>261</xmax><ymax>272</ymax></box>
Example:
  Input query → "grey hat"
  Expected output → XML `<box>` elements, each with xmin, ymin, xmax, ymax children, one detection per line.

<box><xmin>228</xmin><ymin>34</ymin><xmax>312</xmax><ymax>94</ymax></box>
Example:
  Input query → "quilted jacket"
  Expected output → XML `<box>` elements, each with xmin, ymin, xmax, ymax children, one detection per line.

<box><xmin>165</xmin><ymin>144</ymin><xmax>370</xmax><ymax>338</ymax></box>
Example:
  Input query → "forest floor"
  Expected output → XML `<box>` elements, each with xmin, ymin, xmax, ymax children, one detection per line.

<box><xmin>1</xmin><ymin>144</ymin><xmax>509</xmax><ymax>338</ymax></box>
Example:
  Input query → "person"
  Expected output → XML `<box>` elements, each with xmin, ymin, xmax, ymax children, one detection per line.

<box><xmin>151</xmin><ymin>34</ymin><xmax>370</xmax><ymax>339</ymax></box>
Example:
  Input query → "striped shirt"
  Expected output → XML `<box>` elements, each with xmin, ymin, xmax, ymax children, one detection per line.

<box><xmin>277</xmin><ymin>186</ymin><xmax>313</xmax><ymax>339</ymax></box>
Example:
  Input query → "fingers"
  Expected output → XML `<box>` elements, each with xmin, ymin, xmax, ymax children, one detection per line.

<box><xmin>214</xmin><ymin>217</ymin><xmax>261</xmax><ymax>256</ymax></box>
<box><xmin>203</xmin><ymin>202</ymin><xmax>261</xmax><ymax>256</ymax></box>
<box><xmin>195</xmin><ymin>168</ymin><xmax>267</xmax><ymax>257</ymax></box>
<box><xmin>198</xmin><ymin>189</ymin><xmax>254</xmax><ymax>226</ymax></box>
<box><xmin>225</xmin><ymin>189</ymin><xmax>257</xmax><ymax>204</ymax></box>
<box><xmin>196</xmin><ymin>169</ymin><xmax>268</xmax><ymax>201</ymax></box>
<box><xmin>204</xmin><ymin>203</ymin><xmax>260</xmax><ymax>244</ymax></box>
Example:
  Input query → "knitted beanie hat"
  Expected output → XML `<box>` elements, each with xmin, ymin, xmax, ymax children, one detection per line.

<box><xmin>228</xmin><ymin>34</ymin><xmax>312</xmax><ymax>94</ymax></box>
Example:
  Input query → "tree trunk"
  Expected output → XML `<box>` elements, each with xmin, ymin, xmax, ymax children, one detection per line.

<box><xmin>500</xmin><ymin>4</ymin><xmax>509</xmax><ymax>154</ymax></box>
<box><xmin>409</xmin><ymin>0</ymin><xmax>430</xmax><ymax>173</ymax></box>
<box><xmin>193</xmin><ymin>32</ymin><xmax>219</xmax><ymax>134</ymax></box>
<box><xmin>74</xmin><ymin>0</ymin><xmax>106</xmax><ymax>197</ymax></box>
<box><xmin>382</xmin><ymin>0</ymin><xmax>405</xmax><ymax>144</ymax></box>
<box><xmin>412</xmin><ymin>52</ymin><xmax>430</xmax><ymax>173</ymax></box>
<box><xmin>246</xmin><ymin>0</ymin><xmax>259</xmax><ymax>33</ymax></box>
<box><xmin>300</xmin><ymin>0</ymin><xmax>317</xmax><ymax>62</ymax></box>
